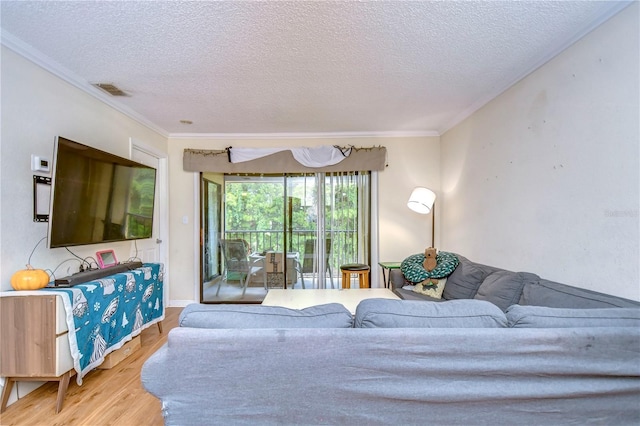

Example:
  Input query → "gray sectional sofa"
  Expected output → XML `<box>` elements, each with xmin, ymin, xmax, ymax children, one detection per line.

<box><xmin>142</xmin><ymin>255</ymin><xmax>640</xmax><ymax>425</ymax></box>
<box><xmin>391</xmin><ymin>254</ymin><xmax>640</xmax><ymax>310</ymax></box>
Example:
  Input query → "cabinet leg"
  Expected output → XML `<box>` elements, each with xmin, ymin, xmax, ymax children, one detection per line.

<box><xmin>55</xmin><ymin>372</ymin><xmax>71</xmax><ymax>414</ymax></box>
<box><xmin>0</xmin><ymin>377</ymin><xmax>15</xmax><ymax>413</ymax></box>
<box><xmin>157</xmin><ymin>321</ymin><xmax>163</xmax><ymax>334</ymax></box>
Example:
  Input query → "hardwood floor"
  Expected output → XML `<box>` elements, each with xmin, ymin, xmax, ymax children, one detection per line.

<box><xmin>0</xmin><ymin>307</ymin><xmax>182</xmax><ymax>426</ymax></box>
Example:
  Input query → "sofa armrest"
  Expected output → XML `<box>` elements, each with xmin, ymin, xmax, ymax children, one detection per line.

<box><xmin>389</xmin><ymin>269</ymin><xmax>407</xmax><ymax>290</ymax></box>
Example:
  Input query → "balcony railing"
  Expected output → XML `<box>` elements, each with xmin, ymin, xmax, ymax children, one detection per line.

<box><xmin>224</xmin><ymin>230</ymin><xmax>358</xmax><ymax>276</ymax></box>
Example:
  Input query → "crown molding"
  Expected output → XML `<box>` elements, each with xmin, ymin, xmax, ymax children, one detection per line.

<box><xmin>1</xmin><ymin>29</ymin><xmax>439</xmax><ymax>141</ymax></box>
<box><xmin>168</xmin><ymin>130</ymin><xmax>440</xmax><ymax>140</ymax></box>
<box><xmin>1</xmin><ymin>29</ymin><xmax>169</xmax><ymax>138</ymax></box>
<box><xmin>0</xmin><ymin>29</ymin><xmax>440</xmax><ymax>140</ymax></box>
<box><xmin>437</xmin><ymin>0</ymin><xmax>633</xmax><ymax>135</ymax></box>
<box><xmin>5</xmin><ymin>0</ymin><xmax>628</xmax><ymax>141</ymax></box>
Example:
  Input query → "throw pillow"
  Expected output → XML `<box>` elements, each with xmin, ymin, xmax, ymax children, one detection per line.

<box><xmin>506</xmin><ymin>304</ymin><xmax>640</xmax><ymax>328</ymax></box>
<box><xmin>179</xmin><ymin>303</ymin><xmax>354</xmax><ymax>328</ymax></box>
<box><xmin>442</xmin><ymin>256</ymin><xmax>491</xmax><ymax>300</ymax></box>
<box><xmin>354</xmin><ymin>299</ymin><xmax>508</xmax><ymax>328</ymax></box>
<box><xmin>400</xmin><ymin>251</ymin><xmax>459</xmax><ymax>283</ymax></box>
<box><xmin>413</xmin><ymin>278</ymin><xmax>447</xmax><ymax>299</ymax></box>
<box><xmin>474</xmin><ymin>271</ymin><xmax>538</xmax><ymax>312</ymax></box>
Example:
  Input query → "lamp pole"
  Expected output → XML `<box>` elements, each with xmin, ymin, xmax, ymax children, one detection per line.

<box><xmin>431</xmin><ymin>202</ymin><xmax>435</xmax><ymax>248</ymax></box>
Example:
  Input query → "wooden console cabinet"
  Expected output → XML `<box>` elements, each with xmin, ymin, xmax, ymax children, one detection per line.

<box><xmin>1</xmin><ymin>263</ymin><xmax>164</xmax><ymax>414</ymax></box>
<box><xmin>0</xmin><ymin>295</ymin><xmax>74</xmax><ymax>413</ymax></box>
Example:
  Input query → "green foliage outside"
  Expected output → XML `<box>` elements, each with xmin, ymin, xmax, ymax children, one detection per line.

<box><xmin>224</xmin><ymin>174</ymin><xmax>365</xmax><ymax>265</ymax></box>
<box><xmin>126</xmin><ymin>169</ymin><xmax>156</xmax><ymax>238</ymax></box>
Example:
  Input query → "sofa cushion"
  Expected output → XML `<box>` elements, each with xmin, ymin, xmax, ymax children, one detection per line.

<box><xmin>442</xmin><ymin>256</ymin><xmax>494</xmax><ymax>300</ymax></box>
<box><xmin>179</xmin><ymin>303</ymin><xmax>354</xmax><ymax>328</ymax></box>
<box><xmin>506</xmin><ymin>304</ymin><xmax>640</xmax><ymax>328</ymax></box>
<box><xmin>522</xmin><ymin>279</ymin><xmax>640</xmax><ymax>309</ymax></box>
<box><xmin>474</xmin><ymin>271</ymin><xmax>538</xmax><ymax>311</ymax></box>
<box><xmin>354</xmin><ymin>299</ymin><xmax>508</xmax><ymax>328</ymax></box>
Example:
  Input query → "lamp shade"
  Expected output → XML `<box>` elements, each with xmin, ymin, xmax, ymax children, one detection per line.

<box><xmin>407</xmin><ymin>187</ymin><xmax>436</xmax><ymax>215</ymax></box>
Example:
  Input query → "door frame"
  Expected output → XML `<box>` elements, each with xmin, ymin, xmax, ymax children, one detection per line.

<box><xmin>130</xmin><ymin>138</ymin><xmax>170</xmax><ymax>305</ymax></box>
<box><xmin>192</xmin><ymin>170</ymin><xmax>381</xmax><ymax>300</ymax></box>
<box><xmin>201</xmin><ymin>176</ymin><xmax>222</xmax><ymax>292</ymax></box>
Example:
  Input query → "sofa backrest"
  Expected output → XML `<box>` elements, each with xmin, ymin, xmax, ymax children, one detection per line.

<box><xmin>354</xmin><ymin>298</ymin><xmax>508</xmax><ymax>328</ymax></box>
<box><xmin>179</xmin><ymin>302</ymin><xmax>354</xmax><ymax>328</ymax></box>
<box><xmin>441</xmin><ymin>254</ymin><xmax>640</xmax><ymax>310</ymax></box>
<box><xmin>142</xmin><ymin>326</ymin><xmax>640</xmax><ymax>425</ymax></box>
<box><xmin>506</xmin><ymin>304</ymin><xmax>640</xmax><ymax>328</ymax></box>
<box><xmin>521</xmin><ymin>278</ymin><xmax>640</xmax><ymax>308</ymax></box>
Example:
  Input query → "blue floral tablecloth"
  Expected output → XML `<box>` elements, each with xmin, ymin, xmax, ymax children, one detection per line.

<box><xmin>44</xmin><ymin>263</ymin><xmax>164</xmax><ymax>384</ymax></box>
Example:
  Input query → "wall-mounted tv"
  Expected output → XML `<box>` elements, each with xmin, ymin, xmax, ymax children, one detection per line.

<box><xmin>48</xmin><ymin>136</ymin><xmax>157</xmax><ymax>248</ymax></box>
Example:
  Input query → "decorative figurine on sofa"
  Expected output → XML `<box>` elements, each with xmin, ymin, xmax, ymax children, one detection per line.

<box><xmin>422</xmin><ymin>247</ymin><xmax>439</xmax><ymax>285</ymax></box>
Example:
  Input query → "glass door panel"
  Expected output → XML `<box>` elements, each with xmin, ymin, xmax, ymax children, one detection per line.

<box><xmin>202</xmin><ymin>172</ymin><xmax>371</xmax><ymax>302</ymax></box>
<box><xmin>224</xmin><ymin>175</ymin><xmax>287</xmax><ymax>297</ymax></box>
<box><xmin>201</xmin><ymin>174</ymin><xmax>222</xmax><ymax>302</ymax></box>
<box><xmin>324</xmin><ymin>172</ymin><xmax>370</xmax><ymax>288</ymax></box>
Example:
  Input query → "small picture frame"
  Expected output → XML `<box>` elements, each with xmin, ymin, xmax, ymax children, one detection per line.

<box><xmin>96</xmin><ymin>250</ymin><xmax>118</xmax><ymax>269</ymax></box>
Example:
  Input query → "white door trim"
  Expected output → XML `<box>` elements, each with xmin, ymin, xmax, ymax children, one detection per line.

<box><xmin>130</xmin><ymin>138</ymin><xmax>170</xmax><ymax>305</ymax></box>
<box><xmin>193</xmin><ymin>172</ymin><xmax>201</xmax><ymax>303</ymax></box>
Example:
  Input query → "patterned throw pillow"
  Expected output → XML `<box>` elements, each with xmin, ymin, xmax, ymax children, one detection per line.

<box><xmin>413</xmin><ymin>278</ymin><xmax>447</xmax><ymax>299</ymax></box>
<box><xmin>401</xmin><ymin>251</ymin><xmax>459</xmax><ymax>283</ymax></box>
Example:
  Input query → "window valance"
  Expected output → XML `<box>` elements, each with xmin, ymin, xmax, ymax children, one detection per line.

<box><xmin>183</xmin><ymin>146</ymin><xmax>387</xmax><ymax>173</ymax></box>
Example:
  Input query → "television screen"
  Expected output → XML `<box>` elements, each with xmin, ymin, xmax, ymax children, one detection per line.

<box><xmin>48</xmin><ymin>137</ymin><xmax>157</xmax><ymax>248</ymax></box>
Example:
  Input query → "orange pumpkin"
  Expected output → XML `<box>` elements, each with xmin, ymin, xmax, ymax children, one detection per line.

<box><xmin>11</xmin><ymin>265</ymin><xmax>50</xmax><ymax>290</ymax></box>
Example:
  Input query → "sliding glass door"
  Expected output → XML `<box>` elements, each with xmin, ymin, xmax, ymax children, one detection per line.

<box><xmin>201</xmin><ymin>172</ymin><xmax>371</xmax><ymax>302</ymax></box>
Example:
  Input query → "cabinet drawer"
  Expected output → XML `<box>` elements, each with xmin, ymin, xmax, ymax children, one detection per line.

<box><xmin>0</xmin><ymin>295</ymin><xmax>72</xmax><ymax>378</ymax></box>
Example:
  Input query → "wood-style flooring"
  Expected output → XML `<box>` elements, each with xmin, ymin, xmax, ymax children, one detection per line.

<box><xmin>0</xmin><ymin>307</ymin><xmax>182</xmax><ymax>426</ymax></box>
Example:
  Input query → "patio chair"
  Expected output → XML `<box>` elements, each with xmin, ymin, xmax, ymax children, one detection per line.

<box><xmin>299</xmin><ymin>238</ymin><xmax>334</xmax><ymax>289</ymax></box>
<box><xmin>265</xmin><ymin>251</ymin><xmax>300</xmax><ymax>288</ymax></box>
<box><xmin>217</xmin><ymin>239</ymin><xmax>264</xmax><ymax>296</ymax></box>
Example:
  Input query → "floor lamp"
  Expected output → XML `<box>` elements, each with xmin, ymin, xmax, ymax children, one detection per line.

<box><xmin>407</xmin><ymin>187</ymin><xmax>436</xmax><ymax>248</ymax></box>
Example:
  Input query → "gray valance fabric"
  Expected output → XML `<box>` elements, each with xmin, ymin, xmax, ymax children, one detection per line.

<box><xmin>183</xmin><ymin>146</ymin><xmax>387</xmax><ymax>173</ymax></box>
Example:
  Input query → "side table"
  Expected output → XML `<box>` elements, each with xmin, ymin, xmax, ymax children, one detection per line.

<box><xmin>378</xmin><ymin>262</ymin><xmax>402</xmax><ymax>288</ymax></box>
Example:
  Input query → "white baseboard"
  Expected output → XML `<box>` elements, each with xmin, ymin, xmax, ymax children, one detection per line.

<box><xmin>168</xmin><ymin>299</ymin><xmax>195</xmax><ymax>307</ymax></box>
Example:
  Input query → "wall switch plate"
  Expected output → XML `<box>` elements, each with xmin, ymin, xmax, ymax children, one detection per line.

<box><xmin>31</xmin><ymin>155</ymin><xmax>50</xmax><ymax>172</ymax></box>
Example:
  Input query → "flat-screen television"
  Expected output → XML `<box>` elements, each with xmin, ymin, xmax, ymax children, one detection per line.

<box><xmin>48</xmin><ymin>136</ymin><xmax>157</xmax><ymax>248</ymax></box>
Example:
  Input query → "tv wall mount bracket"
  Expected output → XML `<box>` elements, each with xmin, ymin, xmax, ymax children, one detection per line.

<box><xmin>33</xmin><ymin>175</ymin><xmax>51</xmax><ymax>222</ymax></box>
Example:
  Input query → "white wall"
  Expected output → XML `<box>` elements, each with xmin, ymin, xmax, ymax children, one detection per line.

<box><xmin>167</xmin><ymin>136</ymin><xmax>440</xmax><ymax>303</ymax></box>
<box><xmin>441</xmin><ymin>4</ymin><xmax>639</xmax><ymax>300</ymax></box>
<box><xmin>378</xmin><ymin>137</ymin><xmax>441</xmax><ymax>258</ymax></box>
<box><xmin>0</xmin><ymin>48</ymin><xmax>167</xmax><ymax>292</ymax></box>
<box><xmin>0</xmin><ymin>47</ymin><xmax>167</xmax><ymax>404</ymax></box>
<box><xmin>0</xmin><ymin>42</ymin><xmax>441</xmax><ymax>308</ymax></box>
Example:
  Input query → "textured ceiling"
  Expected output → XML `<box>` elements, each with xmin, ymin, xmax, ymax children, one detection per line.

<box><xmin>0</xmin><ymin>1</ymin><xmax>631</xmax><ymax>137</ymax></box>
